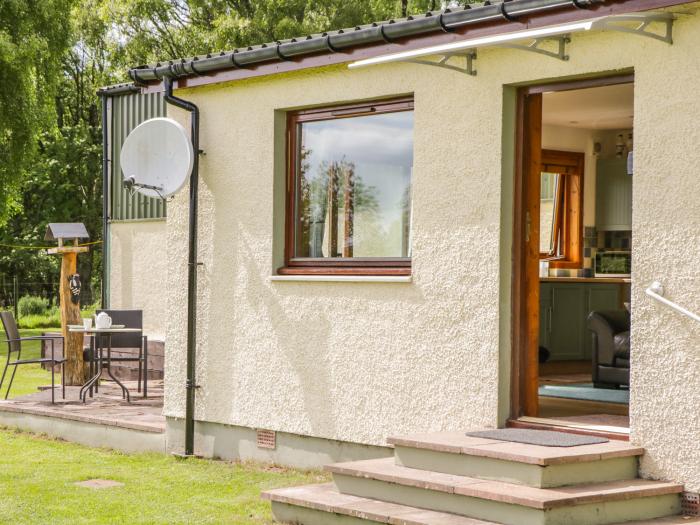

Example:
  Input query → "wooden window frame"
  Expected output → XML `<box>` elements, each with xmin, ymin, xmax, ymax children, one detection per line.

<box><xmin>539</xmin><ymin>149</ymin><xmax>584</xmax><ymax>269</ymax></box>
<box><xmin>279</xmin><ymin>97</ymin><xmax>414</xmax><ymax>276</ymax></box>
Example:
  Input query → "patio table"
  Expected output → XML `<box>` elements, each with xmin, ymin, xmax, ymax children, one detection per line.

<box><xmin>68</xmin><ymin>326</ymin><xmax>142</xmax><ymax>403</ymax></box>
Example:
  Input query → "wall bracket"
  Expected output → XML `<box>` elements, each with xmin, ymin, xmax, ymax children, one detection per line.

<box><xmin>407</xmin><ymin>51</ymin><xmax>477</xmax><ymax>76</ymax></box>
<box><xmin>597</xmin><ymin>13</ymin><xmax>674</xmax><ymax>45</ymax></box>
<box><xmin>497</xmin><ymin>35</ymin><xmax>570</xmax><ymax>61</ymax></box>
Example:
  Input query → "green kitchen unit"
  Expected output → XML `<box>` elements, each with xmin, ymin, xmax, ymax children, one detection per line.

<box><xmin>596</xmin><ymin>157</ymin><xmax>633</xmax><ymax>231</ymax></box>
<box><xmin>539</xmin><ymin>281</ymin><xmax>621</xmax><ymax>361</ymax></box>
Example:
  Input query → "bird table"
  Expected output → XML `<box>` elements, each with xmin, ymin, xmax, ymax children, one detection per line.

<box><xmin>48</xmin><ymin>243</ymin><xmax>89</xmax><ymax>385</ymax></box>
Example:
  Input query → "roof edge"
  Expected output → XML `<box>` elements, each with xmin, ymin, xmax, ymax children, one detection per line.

<box><xmin>128</xmin><ymin>0</ymin><xmax>600</xmax><ymax>84</ymax></box>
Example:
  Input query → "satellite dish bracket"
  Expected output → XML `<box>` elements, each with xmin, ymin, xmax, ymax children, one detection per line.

<box><xmin>123</xmin><ymin>175</ymin><xmax>168</xmax><ymax>201</ymax></box>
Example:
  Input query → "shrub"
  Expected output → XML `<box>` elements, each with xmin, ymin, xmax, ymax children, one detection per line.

<box><xmin>18</xmin><ymin>296</ymin><xmax>50</xmax><ymax>317</ymax></box>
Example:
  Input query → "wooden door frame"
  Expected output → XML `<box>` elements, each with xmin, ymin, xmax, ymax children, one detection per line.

<box><xmin>510</xmin><ymin>73</ymin><xmax>634</xmax><ymax>420</ymax></box>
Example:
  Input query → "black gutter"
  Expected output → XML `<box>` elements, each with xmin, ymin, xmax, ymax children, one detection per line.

<box><xmin>97</xmin><ymin>83</ymin><xmax>140</xmax><ymax>97</ymax></box>
<box><xmin>129</xmin><ymin>0</ymin><xmax>600</xmax><ymax>83</ymax></box>
<box><xmin>163</xmin><ymin>76</ymin><xmax>200</xmax><ymax>457</ymax></box>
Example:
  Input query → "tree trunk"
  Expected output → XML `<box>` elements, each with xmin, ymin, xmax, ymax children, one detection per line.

<box><xmin>59</xmin><ymin>253</ymin><xmax>87</xmax><ymax>385</ymax></box>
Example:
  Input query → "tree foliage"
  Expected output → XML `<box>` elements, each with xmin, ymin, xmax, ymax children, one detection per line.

<box><xmin>0</xmin><ymin>0</ymin><xmax>73</xmax><ymax>224</ymax></box>
<box><xmin>1</xmin><ymin>0</ymin><xmax>477</xmax><ymax>304</ymax></box>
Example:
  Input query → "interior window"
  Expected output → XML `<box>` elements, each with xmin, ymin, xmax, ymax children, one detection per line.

<box><xmin>538</xmin><ymin>150</ymin><xmax>584</xmax><ymax>268</ymax></box>
<box><xmin>540</xmin><ymin>171</ymin><xmax>562</xmax><ymax>257</ymax></box>
<box><xmin>282</xmin><ymin>98</ymin><xmax>414</xmax><ymax>275</ymax></box>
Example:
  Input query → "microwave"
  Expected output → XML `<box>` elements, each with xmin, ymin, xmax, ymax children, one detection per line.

<box><xmin>595</xmin><ymin>251</ymin><xmax>631</xmax><ymax>277</ymax></box>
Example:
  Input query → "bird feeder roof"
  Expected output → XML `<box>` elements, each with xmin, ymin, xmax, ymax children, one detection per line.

<box><xmin>44</xmin><ymin>223</ymin><xmax>90</xmax><ymax>241</ymax></box>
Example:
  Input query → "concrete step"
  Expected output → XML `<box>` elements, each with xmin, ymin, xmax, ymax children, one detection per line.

<box><xmin>263</xmin><ymin>483</ymin><xmax>499</xmax><ymax>525</ymax></box>
<box><xmin>388</xmin><ymin>432</ymin><xmax>643</xmax><ymax>487</ymax></box>
<box><xmin>327</xmin><ymin>458</ymin><xmax>682</xmax><ymax>525</ymax></box>
<box><xmin>262</xmin><ymin>482</ymin><xmax>694</xmax><ymax>525</ymax></box>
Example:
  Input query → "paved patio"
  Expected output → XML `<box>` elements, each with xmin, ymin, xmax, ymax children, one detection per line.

<box><xmin>0</xmin><ymin>380</ymin><xmax>164</xmax><ymax>432</ymax></box>
<box><xmin>0</xmin><ymin>380</ymin><xmax>165</xmax><ymax>452</ymax></box>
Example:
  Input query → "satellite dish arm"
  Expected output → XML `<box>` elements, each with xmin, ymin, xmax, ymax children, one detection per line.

<box><xmin>164</xmin><ymin>76</ymin><xmax>200</xmax><ymax>458</ymax></box>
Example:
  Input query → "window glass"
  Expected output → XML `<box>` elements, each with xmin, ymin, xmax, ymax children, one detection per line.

<box><xmin>294</xmin><ymin>110</ymin><xmax>414</xmax><ymax>259</ymax></box>
<box><xmin>540</xmin><ymin>171</ymin><xmax>561</xmax><ymax>255</ymax></box>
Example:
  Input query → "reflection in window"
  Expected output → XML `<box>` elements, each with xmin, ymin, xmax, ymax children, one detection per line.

<box><xmin>294</xmin><ymin>110</ymin><xmax>413</xmax><ymax>259</ymax></box>
<box><xmin>540</xmin><ymin>171</ymin><xmax>562</xmax><ymax>256</ymax></box>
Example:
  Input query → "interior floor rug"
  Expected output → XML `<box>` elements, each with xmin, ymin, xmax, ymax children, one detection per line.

<box><xmin>538</xmin><ymin>382</ymin><xmax>629</xmax><ymax>405</ymax></box>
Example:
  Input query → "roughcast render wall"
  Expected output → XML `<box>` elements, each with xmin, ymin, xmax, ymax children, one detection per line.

<box><xmin>110</xmin><ymin>220</ymin><xmax>168</xmax><ymax>339</ymax></box>
<box><xmin>165</xmin><ymin>6</ymin><xmax>700</xmax><ymax>488</ymax></box>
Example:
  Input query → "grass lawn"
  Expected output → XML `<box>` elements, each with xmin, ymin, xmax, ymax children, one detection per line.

<box><xmin>0</xmin><ymin>328</ymin><xmax>56</xmax><ymax>398</ymax></box>
<box><xmin>0</xmin><ymin>427</ymin><xmax>327</xmax><ymax>524</ymax></box>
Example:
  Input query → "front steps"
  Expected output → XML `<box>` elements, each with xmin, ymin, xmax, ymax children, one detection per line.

<box><xmin>263</xmin><ymin>431</ymin><xmax>684</xmax><ymax>525</ymax></box>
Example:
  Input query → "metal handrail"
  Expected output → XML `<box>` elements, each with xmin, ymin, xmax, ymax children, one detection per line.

<box><xmin>645</xmin><ymin>281</ymin><xmax>700</xmax><ymax>323</ymax></box>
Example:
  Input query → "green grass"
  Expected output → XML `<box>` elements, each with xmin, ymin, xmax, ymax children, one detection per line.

<box><xmin>16</xmin><ymin>309</ymin><xmax>62</xmax><ymax>329</ymax></box>
<box><xmin>0</xmin><ymin>328</ymin><xmax>57</xmax><ymax>398</ymax></box>
<box><xmin>0</xmin><ymin>428</ymin><xmax>327</xmax><ymax>524</ymax></box>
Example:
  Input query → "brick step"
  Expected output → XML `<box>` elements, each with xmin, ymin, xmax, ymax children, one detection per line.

<box><xmin>388</xmin><ymin>432</ymin><xmax>643</xmax><ymax>487</ymax></box>
<box><xmin>327</xmin><ymin>458</ymin><xmax>682</xmax><ymax>525</ymax></box>
<box><xmin>263</xmin><ymin>483</ymin><xmax>694</xmax><ymax>525</ymax></box>
<box><xmin>263</xmin><ymin>483</ymin><xmax>498</xmax><ymax>525</ymax></box>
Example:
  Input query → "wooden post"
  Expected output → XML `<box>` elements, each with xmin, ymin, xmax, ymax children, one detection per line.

<box><xmin>49</xmin><ymin>246</ymin><xmax>89</xmax><ymax>385</ymax></box>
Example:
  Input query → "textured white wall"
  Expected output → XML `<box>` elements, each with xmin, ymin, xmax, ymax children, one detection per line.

<box><xmin>164</xmin><ymin>6</ymin><xmax>700</xmax><ymax>488</ymax></box>
<box><xmin>110</xmin><ymin>220</ymin><xmax>168</xmax><ymax>339</ymax></box>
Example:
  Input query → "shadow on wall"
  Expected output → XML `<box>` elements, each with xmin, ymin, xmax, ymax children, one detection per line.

<box><xmin>200</xmin><ymin>184</ymin><xmax>427</xmax><ymax>442</ymax></box>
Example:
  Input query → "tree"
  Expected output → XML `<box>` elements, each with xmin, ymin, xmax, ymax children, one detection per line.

<box><xmin>0</xmin><ymin>0</ymin><xmax>481</xmax><ymax>306</ymax></box>
<box><xmin>0</xmin><ymin>0</ymin><xmax>116</xmax><ymax>306</ymax></box>
<box><xmin>0</xmin><ymin>0</ymin><xmax>74</xmax><ymax>225</ymax></box>
<box><xmin>90</xmin><ymin>0</ymin><xmax>476</xmax><ymax>70</ymax></box>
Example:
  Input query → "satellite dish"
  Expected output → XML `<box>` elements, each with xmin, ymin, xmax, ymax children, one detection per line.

<box><xmin>120</xmin><ymin>117</ymin><xmax>194</xmax><ymax>198</ymax></box>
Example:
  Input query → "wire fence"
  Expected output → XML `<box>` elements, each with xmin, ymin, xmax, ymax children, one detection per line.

<box><xmin>0</xmin><ymin>279</ymin><xmax>60</xmax><ymax>317</ymax></box>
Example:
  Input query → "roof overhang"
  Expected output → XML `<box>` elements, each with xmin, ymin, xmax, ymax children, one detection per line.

<box><xmin>348</xmin><ymin>12</ymin><xmax>675</xmax><ymax>75</ymax></box>
<box><xmin>112</xmin><ymin>0</ymin><xmax>690</xmax><ymax>94</ymax></box>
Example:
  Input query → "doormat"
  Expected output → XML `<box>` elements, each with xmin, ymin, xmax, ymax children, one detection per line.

<box><xmin>466</xmin><ymin>429</ymin><xmax>608</xmax><ymax>447</ymax></box>
<box><xmin>539</xmin><ymin>383</ymin><xmax>629</xmax><ymax>405</ymax></box>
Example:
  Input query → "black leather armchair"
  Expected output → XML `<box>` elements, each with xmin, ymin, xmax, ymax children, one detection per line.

<box><xmin>587</xmin><ymin>310</ymin><xmax>630</xmax><ymax>389</ymax></box>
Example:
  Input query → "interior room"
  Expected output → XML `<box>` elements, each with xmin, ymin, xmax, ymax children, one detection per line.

<box><xmin>536</xmin><ymin>82</ymin><xmax>634</xmax><ymax>432</ymax></box>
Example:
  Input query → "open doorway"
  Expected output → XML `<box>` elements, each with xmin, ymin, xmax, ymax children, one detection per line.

<box><xmin>512</xmin><ymin>76</ymin><xmax>634</xmax><ymax>437</ymax></box>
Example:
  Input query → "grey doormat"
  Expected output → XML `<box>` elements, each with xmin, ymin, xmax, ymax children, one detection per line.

<box><xmin>466</xmin><ymin>429</ymin><xmax>608</xmax><ymax>447</ymax></box>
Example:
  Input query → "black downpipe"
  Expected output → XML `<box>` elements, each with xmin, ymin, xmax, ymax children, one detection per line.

<box><xmin>100</xmin><ymin>94</ymin><xmax>109</xmax><ymax>309</ymax></box>
<box><xmin>163</xmin><ymin>76</ymin><xmax>200</xmax><ymax>457</ymax></box>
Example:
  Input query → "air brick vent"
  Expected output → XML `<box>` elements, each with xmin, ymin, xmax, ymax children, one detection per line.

<box><xmin>682</xmin><ymin>492</ymin><xmax>700</xmax><ymax>516</ymax></box>
<box><xmin>256</xmin><ymin>429</ymin><xmax>276</xmax><ymax>450</ymax></box>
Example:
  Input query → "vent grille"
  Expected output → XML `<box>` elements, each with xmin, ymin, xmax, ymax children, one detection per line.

<box><xmin>682</xmin><ymin>492</ymin><xmax>700</xmax><ymax>516</ymax></box>
<box><xmin>256</xmin><ymin>429</ymin><xmax>276</xmax><ymax>450</ymax></box>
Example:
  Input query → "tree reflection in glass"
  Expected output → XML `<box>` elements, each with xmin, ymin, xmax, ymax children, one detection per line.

<box><xmin>294</xmin><ymin>111</ymin><xmax>414</xmax><ymax>259</ymax></box>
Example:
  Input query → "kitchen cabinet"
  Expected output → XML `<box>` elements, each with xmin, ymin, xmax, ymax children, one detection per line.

<box><xmin>540</xmin><ymin>282</ymin><xmax>621</xmax><ymax>361</ymax></box>
<box><xmin>596</xmin><ymin>157</ymin><xmax>632</xmax><ymax>231</ymax></box>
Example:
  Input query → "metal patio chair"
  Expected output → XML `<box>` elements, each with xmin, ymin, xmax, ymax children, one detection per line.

<box><xmin>90</xmin><ymin>309</ymin><xmax>148</xmax><ymax>397</ymax></box>
<box><xmin>0</xmin><ymin>311</ymin><xmax>66</xmax><ymax>403</ymax></box>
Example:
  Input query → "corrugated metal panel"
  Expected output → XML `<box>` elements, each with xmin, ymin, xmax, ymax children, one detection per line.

<box><xmin>109</xmin><ymin>91</ymin><xmax>167</xmax><ymax>220</ymax></box>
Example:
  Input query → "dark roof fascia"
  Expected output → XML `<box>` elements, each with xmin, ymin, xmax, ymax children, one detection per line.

<box><xmin>117</xmin><ymin>0</ymin><xmax>690</xmax><ymax>94</ymax></box>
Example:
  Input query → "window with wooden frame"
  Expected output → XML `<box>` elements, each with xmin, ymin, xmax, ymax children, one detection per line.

<box><xmin>539</xmin><ymin>149</ymin><xmax>584</xmax><ymax>268</ymax></box>
<box><xmin>280</xmin><ymin>97</ymin><xmax>414</xmax><ymax>276</ymax></box>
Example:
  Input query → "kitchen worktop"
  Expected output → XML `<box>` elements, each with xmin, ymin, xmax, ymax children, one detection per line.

<box><xmin>540</xmin><ymin>276</ymin><xmax>631</xmax><ymax>284</ymax></box>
